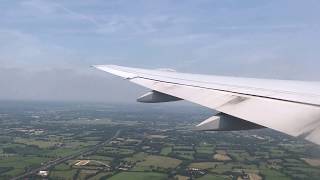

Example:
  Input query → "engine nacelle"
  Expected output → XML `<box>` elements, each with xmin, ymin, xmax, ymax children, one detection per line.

<box><xmin>137</xmin><ymin>91</ymin><xmax>182</xmax><ymax>103</ymax></box>
<box><xmin>195</xmin><ymin>113</ymin><xmax>265</xmax><ymax>131</ymax></box>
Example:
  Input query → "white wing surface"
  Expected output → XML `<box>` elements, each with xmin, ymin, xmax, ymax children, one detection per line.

<box><xmin>94</xmin><ymin>65</ymin><xmax>320</xmax><ymax>145</ymax></box>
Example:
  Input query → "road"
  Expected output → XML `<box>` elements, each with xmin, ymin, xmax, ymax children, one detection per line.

<box><xmin>12</xmin><ymin>129</ymin><xmax>121</xmax><ymax>180</ymax></box>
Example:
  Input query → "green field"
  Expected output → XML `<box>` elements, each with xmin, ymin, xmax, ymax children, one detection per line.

<box><xmin>212</xmin><ymin>164</ymin><xmax>234</xmax><ymax>174</ymax></box>
<box><xmin>269</xmin><ymin>148</ymin><xmax>286</xmax><ymax>158</ymax></box>
<box><xmin>46</xmin><ymin>147</ymin><xmax>83</xmax><ymax>157</ymax></box>
<box><xmin>109</xmin><ymin>172</ymin><xmax>167</xmax><ymax>180</ymax></box>
<box><xmin>197</xmin><ymin>174</ymin><xmax>231</xmax><ymax>180</ymax></box>
<box><xmin>173</xmin><ymin>145</ymin><xmax>193</xmax><ymax>151</ymax></box>
<box><xmin>174</xmin><ymin>150</ymin><xmax>195</xmax><ymax>160</ymax></box>
<box><xmin>67</xmin><ymin>141</ymin><xmax>99</xmax><ymax>148</ymax></box>
<box><xmin>0</xmin><ymin>156</ymin><xmax>52</xmax><ymax>178</ymax></box>
<box><xmin>133</xmin><ymin>155</ymin><xmax>182</xmax><ymax>171</ymax></box>
<box><xmin>102</xmin><ymin>147</ymin><xmax>135</xmax><ymax>156</ymax></box>
<box><xmin>49</xmin><ymin>169</ymin><xmax>78</xmax><ymax>180</ymax></box>
<box><xmin>195</xmin><ymin>146</ymin><xmax>214</xmax><ymax>154</ymax></box>
<box><xmin>88</xmin><ymin>172</ymin><xmax>113</xmax><ymax>180</ymax></box>
<box><xmin>189</xmin><ymin>162</ymin><xmax>222</xmax><ymax>170</ymax></box>
<box><xmin>14</xmin><ymin>137</ymin><xmax>57</xmax><ymax>148</ymax></box>
<box><xmin>189</xmin><ymin>162</ymin><xmax>253</xmax><ymax>174</ymax></box>
<box><xmin>227</xmin><ymin>150</ymin><xmax>251</xmax><ymax>161</ymax></box>
<box><xmin>78</xmin><ymin>169</ymin><xmax>98</xmax><ymax>180</ymax></box>
<box><xmin>86</xmin><ymin>155</ymin><xmax>113</xmax><ymax>161</ymax></box>
<box><xmin>54</xmin><ymin>163</ymin><xmax>71</xmax><ymax>171</ymax></box>
<box><xmin>160</xmin><ymin>147</ymin><xmax>172</xmax><ymax>156</ymax></box>
<box><xmin>260</xmin><ymin>169</ymin><xmax>291</xmax><ymax>180</ymax></box>
<box><xmin>123</xmin><ymin>152</ymin><xmax>147</xmax><ymax>163</ymax></box>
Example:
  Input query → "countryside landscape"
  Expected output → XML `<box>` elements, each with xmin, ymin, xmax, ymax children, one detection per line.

<box><xmin>0</xmin><ymin>101</ymin><xmax>319</xmax><ymax>180</ymax></box>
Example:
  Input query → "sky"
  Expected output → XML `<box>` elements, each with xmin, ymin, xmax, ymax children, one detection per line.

<box><xmin>0</xmin><ymin>0</ymin><xmax>319</xmax><ymax>102</ymax></box>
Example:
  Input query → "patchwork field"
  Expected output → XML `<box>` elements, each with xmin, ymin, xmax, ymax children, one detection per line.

<box><xmin>0</xmin><ymin>102</ymin><xmax>319</xmax><ymax>179</ymax></box>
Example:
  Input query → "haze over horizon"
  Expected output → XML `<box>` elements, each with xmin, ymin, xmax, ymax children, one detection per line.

<box><xmin>0</xmin><ymin>0</ymin><xmax>320</xmax><ymax>102</ymax></box>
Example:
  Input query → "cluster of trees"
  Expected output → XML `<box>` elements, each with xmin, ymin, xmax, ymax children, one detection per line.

<box><xmin>3</xmin><ymin>145</ymin><xmax>42</xmax><ymax>155</ymax></box>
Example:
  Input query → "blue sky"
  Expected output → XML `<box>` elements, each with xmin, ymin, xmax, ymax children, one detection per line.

<box><xmin>0</xmin><ymin>0</ymin><xmax>319</xmax><ymax>102</ymax></box>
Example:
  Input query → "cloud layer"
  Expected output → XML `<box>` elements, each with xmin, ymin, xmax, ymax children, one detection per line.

<box><xmin>0</xmin><ymin>0</ymin><xmax>319</xmax><ymax>102</ymax></box>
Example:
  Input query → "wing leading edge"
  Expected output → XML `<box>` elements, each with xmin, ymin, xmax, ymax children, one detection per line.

<box><xmin>94</xmin><ymin>65</ymin><xmax>320</xmax><ymax>145</ymax></box>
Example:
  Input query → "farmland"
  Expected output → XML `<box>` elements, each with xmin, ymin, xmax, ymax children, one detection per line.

<box><xmin>0</xmin><ymin>101</ymin><xmax>319</xmax><ymax>179</ymax></box>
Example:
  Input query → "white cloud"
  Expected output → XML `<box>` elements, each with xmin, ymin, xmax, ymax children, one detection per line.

<box><xmin>0</xmin><ymin>0</ymin><xmax>320</xmax><ymax>102</ymax></box>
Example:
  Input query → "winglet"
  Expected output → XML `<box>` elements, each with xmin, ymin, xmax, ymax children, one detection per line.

<box><xmin>93</xmin><ymin>65</ymin><xmax>138</xmax><ymax>79</ymax></box>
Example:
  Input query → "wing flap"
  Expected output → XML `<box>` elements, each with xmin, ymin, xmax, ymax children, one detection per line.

<box><xmin>131</xmin><ymin>78</ymin><xmax>320</xmax><ymax>145</ymax></box>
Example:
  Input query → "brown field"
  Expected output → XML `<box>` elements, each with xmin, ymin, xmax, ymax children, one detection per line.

<box><xmin>188</xmin><ymin>162</ymin><xmax>222</xmax><ymax>169</ymax></box>
<box><xmin>75</xmin><ymin>160</ymin><xmax>90</xmax><ymax>166</ymax></box>
<box><xmin>216</xmin><ymin>150</ymin><xmax>227</xmax><ymax>155</ymax></box>
<box><xmin>174</xmin><ymin>175</ymin><xmax>190</xmax><ymax>180</ymax></box>
<box><xmin>302</xmin><ymin>158</ymin><xmax>320</xmax><ymax>167</ymax></box>
<box><xmin>237</xmin><ymin>173</ymin><xmax>262</xmax><ymax>180</ymax></box>
<box><xmin>148</xmin><ymin>135</ymin><xmax>168</xmax><ymax>139</ymax></box>
<box><xmin>213</xmin><ymin>151</ymin><xmax>231</xmax><ymax>161</ymax></box>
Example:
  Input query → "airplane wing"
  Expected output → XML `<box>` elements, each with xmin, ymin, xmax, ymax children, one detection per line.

<box><xmin>94</xmin><ymin>65</ymin><xmax>320</xmax><ymax>145</ymax></box>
